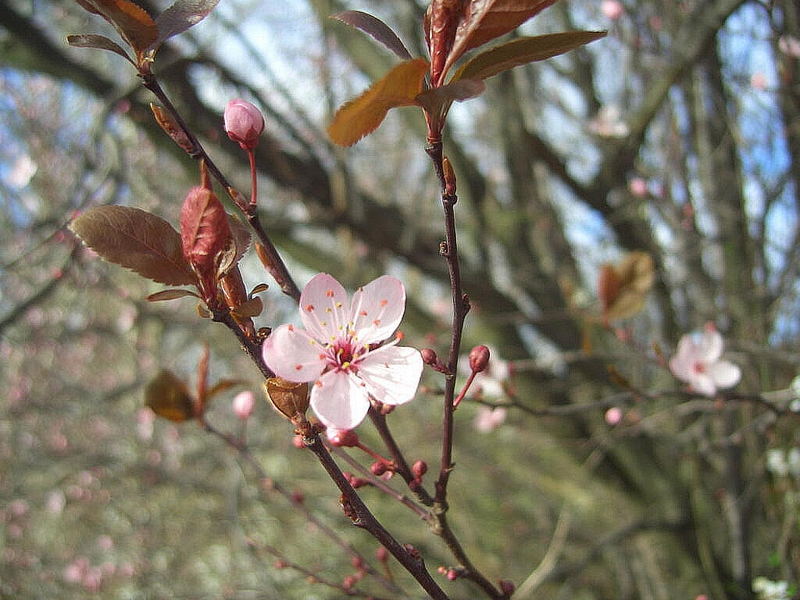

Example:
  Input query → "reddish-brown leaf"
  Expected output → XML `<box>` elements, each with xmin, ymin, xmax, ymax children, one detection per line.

<box><xmin>179</xmin><ymin>187</ymin><xmax>232</xmax><ymax>282</ymax></box>
<box><xmin>147</xmin><ymin>289</ymin><xmax>199</xmax><ymax>302</ymax></box>
<box><xmin>453</xmin><ymin>31</ymin><xmax>606</xmax><ymax>81</ymax></box>
<box><xmin>426</xmin><ymin>0</ymin><xmax>466</xmax><ymax>85</ymax></box>
<box><xmin>67</xmin><ymin>34</ymin><xmax>134</xmax><ymax>64</ymax></box>
<box><xmin>604</xmin><ymin>251</ymin><xmax>655</xmax><ymax>321</ymax></box>
<box><xmin>328</xmin><ymin>58</ymin><xmax>429</xmax><ymax>146</ymax></box>
<box><xmin>69</xmin><ymin>205</ymin><xmax>195</xmax><ymax>285</ymax></box>
<box><xmin>145</xmin><ymin>370</ymin><xmax>195</xmax><ymax>422</ymax></box>
<box><xmin>332</xmin><ymin>11</ymin><xmax>413</xmax><ymax>60</ymax></box>
<box><xmin>78</xmin><ymin>0</ymin><xmax>158</xmax><ymax>54</ymax></box>
<box><xmin>443</xmin><ymin>0</ymin><xmax>559</xmax><ymax>77</ymax></box>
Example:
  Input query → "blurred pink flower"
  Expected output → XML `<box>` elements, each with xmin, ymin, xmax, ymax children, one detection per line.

<box><xmin>628</xmin><ymin>177</ymin><xmax>648</xmax><ymax>198</ymax></box>
<box><xmin>669</xmin><ymin>326</ymin><xmax>741</xmax><ymax>396</ymax></box>
<box><xmin>224</xmin><ymin>99</ymin><xmax>264</xmax><ymax>150</ymax></box>
<box><xmin>474</xmin><ymin>406</ymin><xmax>507</xmax><ymax>433</ymax></box>
<box><xmin>232</xmin><ymin>390</ymin><xmax>256</xmax><ymax>420</ymax></box>
<box><xmin>262</xmin><ymin>273</ymin><xmax>423</xmax><ymax>430</ymax></box>
<box><xmin>601</xmin><ymin>0</ymin><xmax>624</xmax><ymax>20</ymax></box>
<box><xmin>779</xmin><ymin>35</ymin><xmax>800</xmax><ymax>58</ymax></box>
<box><xmin>605</xmin><ymin>407</ymin><xmax>623</xmax><ymax>425</ymax></box>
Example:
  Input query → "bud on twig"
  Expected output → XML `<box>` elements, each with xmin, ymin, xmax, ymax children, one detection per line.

<box><xmin>224</xmin><ymin>99</ymin><xmax>265</xmax><ymax>151</ymax></box>
<box><xmin>469</xmin><ymin>345</ymin><xmax>490</xmax><ymax>373</ymax></box>
<box><xmin>232</xmin><ymin>390</ymin><xmax>255</xmax><ymax>420</ymax></box>
<box><xmin>442</xmin><ymin>156</ymin><xmax>456</xmax><ymax>196</ymax></box>
<box><xmin>150</xmin><ymin>103</ymin><xmax>194</xmax><ymax>155</ymax></box>
<box><xmin>412</xmin><ymin>460</ymin><xmax>428</xmax><ymax>478</ymax></box>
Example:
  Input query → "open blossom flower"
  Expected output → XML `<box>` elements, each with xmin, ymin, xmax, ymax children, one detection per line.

<box><xmin>224</xmin><ymin>99</ymin><xmax>264</xmax><ymax>150</ymax></box>
<box><xmin>668</xmin><ymin>326</ymin><xmax>741</xmax><ymax>396</ymax></box>
<box><xmin>262</xmin><ymin>273</ymin><xmax>423</xmax><ymax>430</ymax></box>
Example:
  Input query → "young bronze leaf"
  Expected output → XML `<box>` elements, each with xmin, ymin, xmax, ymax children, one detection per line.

<box><xmin>228</xmin><ymin>214</ymin><xmax>252</xmax><ymax>267</ymax></box>
<box><xmin>67</xmin><ymin>34</ymin><xmax>134</xmax><ymax>64</ymax></box>
<box><xmin>180</xmin><ymin>187</ymin><xmax>232</xmax><ymax>278</ymax></box>
<box><xmin>145</xmin><ymin>370</ymin><xmax>195</xmax><ymax>422</ymax></box>
<box><xmin>155</xmin><ymin>0</ymin><xmax>220</xmax><ymax>47</ymax></box>
<box><xmin>604</xmin><ymin>251</ymin><xmax>655</xmax><ymax>321</ymax></box>
<box><xmin>453</xmin><ymin>31</ymin><xmax>606</xmax><ymax>82</ymax></box>
<box><xmin>443</xmin><ymin>0</ymin><xmax>559</xmax><ymax>77</ymax></box>
<box><xmin>69</xmin><ymin>206</ymin><xmax>195</xmax><ymax>285</ymax></box>
<box><xmin>415</xmin><ymin>78</ymin><xmax>485</xmax><ymax>115</ymax></box>
<box><xmin>147</xmin><ymin>289</ymin><xmax>199</xmax><ymax>302</ymax></box>
<box><xmin>79</xmin><ymin>0</ymin><xmax>158</xmax><ymax>54</ymax></box>
<box><xmin>328</xmin><ymin>58</ymin><xmax>429</xmax><ymax>146</ymax></box>
<box><xmin>332</xmin><ymin>11</ymin><xmax>413</xmax><ymax>60</ymax></box>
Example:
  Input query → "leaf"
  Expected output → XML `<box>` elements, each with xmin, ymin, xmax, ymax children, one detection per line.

<box><xmin>180</xmin><ymin>187</ymin><xmax>232</xmax><ymax>282</ymax></box>
<box><xmin>67</xmin><ymin>34</ymin><xmax>133</xmax><ymax>64</ymax></box>
<box><xmin>604</xmin><ymin>251</ymin><xmax>655</xmax><ymax>321</ymax></box>
<box><xmin>145</xmin><ymin>370</ymin><xmax>195</xmax><ymax>422</ymax></box>
<box><xmin>227</xmin><ymin>215</ymin><xmax>252</xmax><ymax>267</ymax></box>
<box><xmin>77</xmin><ymin>0</ymin><xmax>158</xmax><ymax>55</ymax></box>
<box><xmin>332</xmin><ymin>11</ymin><xmax>413</xmax><ymax>60</ymax></box>
<box><xmin>415</xmin><ymin>78</ymin><xmax>485</xmax><ymax>115</ymax></box>
<box><xmin>146</xmin><ymin>289</ymin><xmax>199</xmax><ymax>302</ymax></box>
<box><xmin>265</xmin><ymin>378</ymin><xmax>309</xmax><ymax>422</ymax></box>
<box><xmin>207</xmin><ymin>379</ymin><xmax>243</xmax><ymax>400</ymax></box>
<box><xmin>69</xmin><ymin>206</ymin><xmax>195</xmax><ymax>285</ymax></box>
<box><xmin>155</xmin><ymin>0</ymin><xmax>220</xmax><ymax>47</ymax></box>
<box><xmin>443</xmin><ymin>0</ymin><xmax>559</xmax><ymax>77</ymax></box>
<box><xmin>231</xmin><ymin>296</ymin><xmax>263</xmax><ymax>319</ymax></box>
<box><xmin>328</xmin><ymin>58</ymin><xmax>429</xmax><ymax>146</ymax></box>
<box><xmin>453</xmin><ymin>31</ymin><xmax>607</xmax><ymax>81</ymax></box>
<box><xmin>249</xmin><ymin>283</ymin><xmax>269</xmax><ymax>297</ymax></box>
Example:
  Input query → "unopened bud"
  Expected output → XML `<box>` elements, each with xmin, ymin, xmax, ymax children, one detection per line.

<box><xmin>342</xmin><ymin>575</ymin><xmax>357</xmax><ymax>590</ymax></box>
<box><xmin>499</xmin><ymin>579</ymin><xmax>515</xmax><ymax>595</ymax></box>
<box><xmin>290</xmin><ymin>490</ymin><xmax>304</xmax><ymax>504</ymax></box>
<box><xmin>351</xmin><ymin>556</ymin><xmax>364</xmax><ymax>569</ymax></box>
<box><xmin>150</xmin><ymin>103</ymin><xmax>194</xmax><ymax>154</ymax></box>
<box><xmin>412</xmin><ymin>460</ymin><xmax>428</xmax><ymax>478</ymax></box>
<box><xmin>447</xmin><ymin>569</ymin><xmax>458</xmax><ymax>581</ymax></box>
<box><xmin>421</xmin><ymin>348</ymin><xmax>438</xmax><ymax>365</ymax></box>
<box><xmin>327</xmin><ymin>428</ymin><xmax>359</xmax><ymax>447</ymax></box>
<box><xmin>224</xmin><ymin>99</ymin><xmax>265</xmax><ymax>150</ymax></box>
<box><xmin>370</xmin><ymin>461</ymin><xmax>388</xmax><ymax>476</ymax></box>
<box><xmin>376</xmin><ymin>547</ymin><xmax>389</xmax><ymax>562</ymax></box>
<box><xmin>232</xmin><ymin>390</ymin><xmax>255</xmax><ymax>420</ymax></box>
<box><xmin>443</xmin><ymin>156</ymin><xmax>456</xmax><ymax>196</ymax></box>
<box><xmin>292</xmin><ymin>435</ymin><xmax>305</xmax><ymax>449</ymax></box>
<box><xmin>469</xmin><ymin>345</ymin><xmax>490</xmax><ymax>373</ymax></box>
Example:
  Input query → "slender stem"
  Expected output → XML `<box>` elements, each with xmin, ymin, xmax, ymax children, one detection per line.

<box><xmin>248</xmin><ymin>149</ymin><xmax>258</xmax><ymax>209</ymax></box>
<box><xmin>139</xmin><ymin>73</ymin><xmax>300</xmax><ymax>301</ymax></box>
<box><xmin>304</xmin><ymin>433</ymin><xmax>452</xmax><ymax>600</ymax></box>
<box><xmin>212</xmin><ymin>309</ymin><xmax>273</xmax><ymax>380</ymax></box>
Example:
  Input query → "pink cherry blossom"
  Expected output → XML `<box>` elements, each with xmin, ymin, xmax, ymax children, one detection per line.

<box><xmin>224</xmin><ymin>99</ymin><xmax>265</xmax><ymax>150</ymax></box>
<box><xmin>473</xmin><ymin>406</ymin><xmax>507</xmax><ymax>433</ymax></box>
<box><xmin>601</xmin><ymin>0</ymin><xmax>624</xmax><ymax>20</ymax></box>
<box><xmin>262</xmin><ymin>273</ymin><xmax>423</xmax><ymax>430</ymax></box>
<box><xmin>668</xmin><ymin>326</ymin><xmax>741</xmax><ymax>396</ymax></box>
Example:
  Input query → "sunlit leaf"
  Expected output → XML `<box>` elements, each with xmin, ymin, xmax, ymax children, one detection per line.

<box><xmin>603</xmin><ymin>251</ymin><xmax>655</xmax><ymax>321</ymax></box>
<box><xmin>265</xmin><ymin>378</ymin><xmax>309</xmax><ymax>421</ymax></box>
<box><xmin>328</xmin><ymin>58</ymin><xmax>429</xmax><ymax>146</ymax></box>
<box><xmin>231</xmin><ymin>296</ymin><xmax>263</xmax><ymax>319</ymax></box>
<box><xmin>453</xmin><ymin>31</ymin><xmax>606</xmax><ymax>81</ymax></box>
<box><xmin>146</xmin><ymin>289</ymin><xmax>199</xmax><ymax>302</ymax></box>
<box><xmin>443</xmin><ymin>0</ymin><xmax>559</xmax><ymax>77</ymax></box>
<box><xmin>77</xmin><ymin>0</ymin><xmax>158</xmax><ymax>55</ymax></box>
<box><xmin>155</xmin><ymin>0</ymin><xmax>220</xmax><ymax>47</ymax></box>
<box><xmin>67</xmin><ymin>34</ymin><xmax>133</xmax><ymax>64</ymax></box>
<box><xmin>145</xmin><ymin>370</ymin><xmax>195</xmax><ymax>422</ymax></box>
<box><xmin>69</xmin><ymin>206</ymin><xmax>195</xmax><ymax>285</ymax></box>
<box><xmin>332</xmin><ymin>10</ymin><xmax>413</xmax><ymax>60</ymax></box>
<box><xmin>415</xmin><ymin>78</ymin><xmax>485</xmax><ymax>116</ymax></box>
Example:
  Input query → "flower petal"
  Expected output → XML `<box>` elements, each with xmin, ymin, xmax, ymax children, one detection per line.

<box><xmin>696</xmin><ymin>329</ymin><xmax>723</xmax><ymax>362</ymax></box>
<box><xmin>262</xmin><ymin>324</ymin><xmax>325</xmax><ymax>382</ymax></box>
<box><xmin>350</xmin><ymin>275</ymin><xmax>406</xmax><ymax>345</ymax></box>
<box><xmin>358</xmin><ymin>345</ymin><xmax>422</xmax><ymax>406</ymax></box>
<box><xmin>690</xmin><ymin>373</ymin><xmax>717</xmax><ymax>397</ymax></box>
<box><xmin>709</xmin><ymin>360</ymin><xmax>741</xmax><ymax>390</ymax></box>
<box><xmin>310</xmin><ymin>370</ymin><xmax>370</xmax><ymax>429</ymax></box>
<box><xmin>299</xmin><ymin>273</ymin><xmax>350</xmax><ymax>344</ymax></box>
<box><xmin>669</xmin><ymin>334</ymin><xmax>697</xmax><ymax>382</ymax></box>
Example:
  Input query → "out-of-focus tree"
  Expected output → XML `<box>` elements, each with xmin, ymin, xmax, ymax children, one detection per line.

<box><xmin>1</xmin><ymin>0</ymin><xmax>799</xmax><ymax>598</ymax></box>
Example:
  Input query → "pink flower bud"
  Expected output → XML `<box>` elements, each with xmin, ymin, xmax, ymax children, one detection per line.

<box><xmin>421</xmin><ymin>348</ymin><xmax>438</xmax><ymax>365</ymax></box>
<box><xmin>327</xmin><ymin>428</ymin><xmax>360</xmax><ymax>447</ymax></box>
<box><xmin>371</xmin><ymin>461</ymin><xmax>388</xmax><ymax>476</ymax></box>
<box><xmin>469</xmin><ymin>345</ymin><xmax>491</xmax><ymax>373</ymax></box>
<box><xmin>601</xmin><ymin>0</ymin><xmax>624</xmax><ymax>20</ymax></box>
<box><xmin>224</xmin><ymin>99</ymin><xmax>264</xmax><ymax>150</ymax></box>
<box><xmin>232</xmin><ymin>391</ymin><xmax>255</xmax><ymax>420</ymax></box>
<box><xmin>447</xmin><ymin>569</ymin><xmax>458</xmax><ymax>581</ymax></box>
<box><xmin>412</xmin><ymin>460</ymin><xmax>428</xmax><ymax>478</ymax></box>
<box><xmin>376</xmin><ymin>547</ymin><xmax>389</xmax><ymax>562</ymax></box>
<box><xmin>605</xmin><ymin>407</ymin><xmax>623</xmax><ymax>426</ymax></box>
<box><xmin>499</xmin><ymin>579</ymin><xmax>516</xmax><ymax>595</ymax></box>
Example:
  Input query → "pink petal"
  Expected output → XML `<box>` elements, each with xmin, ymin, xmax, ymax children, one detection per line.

<box><xmin>690</xmin><ymin>373</ymin><xmax>717</xmax><ymax>397</ymax></box>
<box><xmin>350</xmin><ymin>275</ymin><xmax>406</xmax><ymax>345</ymax></box>
<box><xmin>262</xmin><ymin>324</ymin><xmax>326</xmax><ymax>382</ymax></box>
<box><xmin>696</xmin><ymin>329</ymin><xmax>723</xmax><ymax>362</ymax></box>
<box><xmin>669</xmin><ymin>335</ymin><xmax>697</xmax><ymax>382</ymax></box>
<box><xmin>310</xmin><ymin>370</ymin><xmax>370</xmax><ymax>429</ymax></box>
<box><xmin>299</xmin><ymin>273</ymin><xmax>350</xmax><ymax>343</ymax></box>
<box><xmin>709</xmin><ymin>360</ymin><xmax>741</xmax><ymax>390</ymax></box>
<box><xmin>357</xmin><ymin>345</ymin><xmax>423</xmax><ymax>406</ymax></box>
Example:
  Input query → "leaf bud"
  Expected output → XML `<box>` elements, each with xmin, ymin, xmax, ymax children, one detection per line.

<box><xmin>224</xmin><ymin>99</ymin><xmax>265</xmax><ymax>150</ymax></box>
<box><xmin>150</xmin><ymin>103</ymin><xmax>194</xmax><ymax>154</ymax></box>
<box><xmin>468</xmin><ymin>345</ymin><xmax>490</xmax><ymax>373</ymax></box>
<box><xmin>421</xmin><ymin>348</ymin><xmax>438</xmax><ymax>365</ymax></box>
<box><xmin>264</xmin><ymin>378</ymin><xmax>309</xmax><ymax>422</ymax></box>
<box><xmin>442</xmin><ymin>156</ymin><xmax>456</xmax><ymax>196</ymax></box>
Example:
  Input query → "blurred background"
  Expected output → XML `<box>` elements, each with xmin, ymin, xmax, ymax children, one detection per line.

<box><xmin>1</xmin><ymin>0</ymin><xmax>799</xmax><ymax>598</ymax></box>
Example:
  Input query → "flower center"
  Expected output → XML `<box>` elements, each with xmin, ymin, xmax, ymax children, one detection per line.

<box><xmin>328</xmin><ymin>337</ymin><xmax>364</xmax><ymax>373</ymax></box>
<box><xmin>692</xmin><ymin>361</ymin><xmax>706</xmax><ymax>374</ymax></box>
